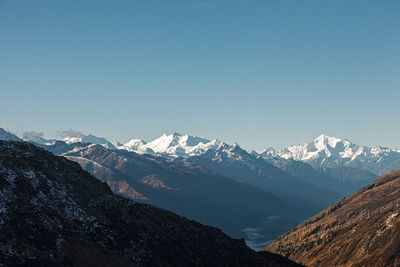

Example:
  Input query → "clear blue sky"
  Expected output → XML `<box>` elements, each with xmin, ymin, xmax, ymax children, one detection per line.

<box><xmin>1</xmin><ymin>0</ymin><xmax>399</xmax><ymax>150</ymax></box>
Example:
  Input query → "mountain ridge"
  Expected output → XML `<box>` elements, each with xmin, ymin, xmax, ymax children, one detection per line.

<box><xmin>181</xmin><ymin>143</ymin><xmax>342</xmax><ymax>213</ymax></box>
<box><xmin>60</xmin><ymin>143</ymin><xmax>298</xmax><ymax>242</ymax></box>
<box><xmin>12</xmin><ymin>128</ymin><xmax>400</xmax><ymax>176</ymax></box>
<box><xmin>0</xmin><ymin>140</ymin><xmax>301</xmax><ymax>266</ymax></box>
<box><xmin>267</xmin><ymin>157</ymin><xmax>378</xmax><ymax>195</ymax></box>
<box><xmin>264</xmin><ymin>168</ymin><xmax>400</xmax><ymax>266</ymax></box>
<box><xmin>257</xmin><ymin>134</ymin><xmax>400</xmax><ymax>175</ymax></box>
<box><xmin>10</xmin><ymin>128</ymin><xmax>393</xmax><ymax>197</ymax></box>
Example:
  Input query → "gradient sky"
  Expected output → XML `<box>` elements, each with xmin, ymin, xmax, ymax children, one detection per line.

<box><xmin>1</xmin><ymin>0</ymin><xmax>399</xmax><ymax>150</ymax></box>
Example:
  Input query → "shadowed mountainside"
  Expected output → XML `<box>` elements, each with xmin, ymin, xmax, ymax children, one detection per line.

<box><xmin>182</xmin><ymin>144</ymin><xmax>342</xmax><ymax>216</ymax></box>
<box><xmin>0</xmin><ymin>141</ymin><xmax>302</xmax><ymax>266</ymax></box>
<box><xmin>269</xmin><ymin>157</ymin><xmax>378</xmax><ymax>196</ymax></box>
<box><xmin>62</xmin><ymin>144</ymin><xmax>301</xmax><ymax>241</ymax></box>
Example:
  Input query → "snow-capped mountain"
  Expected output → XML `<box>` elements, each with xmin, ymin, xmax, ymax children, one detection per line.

<box><xmin>62</xmin><ymin>133</ymin><xmax>120</xmax><ymax>150</ymax></box>
<box><xmin>61</xmin><ymin>143</ymin><xmax>298</xmax><ymax>242</ymax></box>
<box><xmin>258</xmin><ymin>134</ymin><xmax>400</xmax><ymax>175</ymax></box>
<box><xmin>63</xmin><ymin>136</ymin><xmax>83</xmax><ymax>144</ymax></box>
<box><xmin>0</xmin><ymin>140</ymin><xmax>287</xmax><ymax>266</ymax></box>
<box><xmin>181</xmin><ymin>142</ymin><xmax>342</xmax><ymax>214</ymax></box>
<box><xmin>60</xmin><ymin>131</ymin><xmax>221</xmax><ymax>158</ymax></box>
<box><xmin>123</xmin><ymin>138</ymin><xmax>147</xmax><ymax>150</ymax></box>
<box><xmin>119</xmin><ymin>138</ymin><xmax>156</xmax><ymax>154</ymax></box>
<box><xmin>10</xmin><ymin>126</ymin><xmax>400</xmax><ymax>176</ymax></box>
<box><xmin>127</xmin><ymin>132</ymin><xmax>222</xmax><ymax>158</ymax></box>
<box><xmin>201</xmin><ymin>143</ymin><xmax>263</xmax><ymax>167</ymax></box>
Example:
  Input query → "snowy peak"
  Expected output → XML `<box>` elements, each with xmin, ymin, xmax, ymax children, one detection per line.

<box><xmin>142</xmin><ymin>132</ymin><xmax>184</xmax><ymax>153</ymax></box>
<box><xmin>137</xmin><ymin>132</ymin><xmax>222</xmax><ymax>157</ymax></box>
<box><xmin>11</xmin><ymin>128</ymin><xmax>223</xmax><ymax>158</ymax></box>
<box><xmin>276</xmin><ymin>134</ymin><xmax>357</xmax><ymax>162</ymax></box>
<box><xmin>259</xmin><ymin>134</ymin><xmax>400</xmax><ymax>175</ymax></box>
<box><xmin>255</xmin><ymin>147</ymin><xmax>276</xmax><ymax>158</ymax></box>
<box><xmin>312</xmin><ymin>134</ymin><xmax>351</xmax><ymax>150</ymax></box>
<box><xmin>63</xmin><ymin>136</ymin><xmax>83</xmax><ymax>144</ymax></box>
<box><xmin>124</xmin><ymin>139</ymin><xmax>146</xmax><ymax>150</ymax></box>
<box><xmin>62</xmin><ymin>132</ymin><xmax>118</xmax><ymax>150</ymax></box>
<box><xmin>216</xmin><ymin>143</ymin><xmax>247</xmax><ymax>155</ymax></box>
<box><xmin>145</xmin><ymin>132</ymin><xmax>209</xmax><ymax>151</ymax></box>
<box><xmin>281</xmin><ymin>134</ymin><xmax>355</xmax><ymax>161</ymax></box>
<box><xmin>200</xmin><ymin>142</ymin><xmax>259</xmax><ymax>165</ymax></box>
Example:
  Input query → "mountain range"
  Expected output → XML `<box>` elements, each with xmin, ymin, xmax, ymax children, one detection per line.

<box><xmin>61</xmin><ymin>144</ymin><xmax>297</xmax><ymax>241</ymax></box>
<box><xmin>19</xmin><ymin>129</ymin><xmax>394</xmax><ymax>195</ymax></box>
<box><xmin>123</xmin><ymin>133</ymin><xmax>222</xmax><ymax>158</ymax></box>
<box><xmin>0</xmin><ymin>140</ymin><xmax>301</xmax><ymax>266</ymax></box>
<box><xmin>179</xmin><ymin>143</ymin><xmax>341</xmax><ymax>213</ymax></box>
<box><xmin>2</xmin><ymin>127</ymin><xmax>399</xmax><ymax>251</ymax></box>
<box><xmin>2</xmin><ymin>127</ymin><xmax>400</xmax><ymax>265</ymax></box>
<box><xmin>19</xmin><ymin>129</ymin><xmax>400</xmax><ymax>177</ymax></box>
<box><xmin>259</xmin><ymin>134</ymin><xmax>400</xmax><ymax>176</ymax></box>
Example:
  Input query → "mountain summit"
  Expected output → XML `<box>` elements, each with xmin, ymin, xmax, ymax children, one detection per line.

<box><xmin>15</xmin><ymin>127</ymin><xmax>400</xmax><ymax>176</ymax></box>
<box><xmin>132</xmin><ymin>132</ymin><xmax>222</xmax><ymax>158</ymax></box>
<box><xmin>258</xmin><ymin>135</ymin><xmax>400</xmax><ymax>175</ymax></box>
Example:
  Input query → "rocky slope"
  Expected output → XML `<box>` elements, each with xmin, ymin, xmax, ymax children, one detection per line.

<box><xmin>264</xmin><ymin>168</ymin><xmax>400</xmax><ymax>266</ymax></box>
<box><xmin>17</xmin><ymin>128</ymin><xmax>400</xmax><ymax>176</ymax></box>
<box><xmin>0</xmin><ymin>140</ymin><xmax>302</xmax><ymax>266</ymax></box>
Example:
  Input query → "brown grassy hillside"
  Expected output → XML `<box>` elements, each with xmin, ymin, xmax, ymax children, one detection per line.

<box><xmin>265</xmin><ymin>169</ymin><xmax>400</xmax><ymax>266</ymax></box>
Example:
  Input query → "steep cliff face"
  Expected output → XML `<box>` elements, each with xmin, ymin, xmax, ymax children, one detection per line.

<box><xmin>265</xmin><ymin>168</ymin><xmax>400</xmax><ymax>267</ymax></box>
<box><xmin>0</xmin><ymin>141</ymin><xmax>301</xmax><ymax>266</ymax></box>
